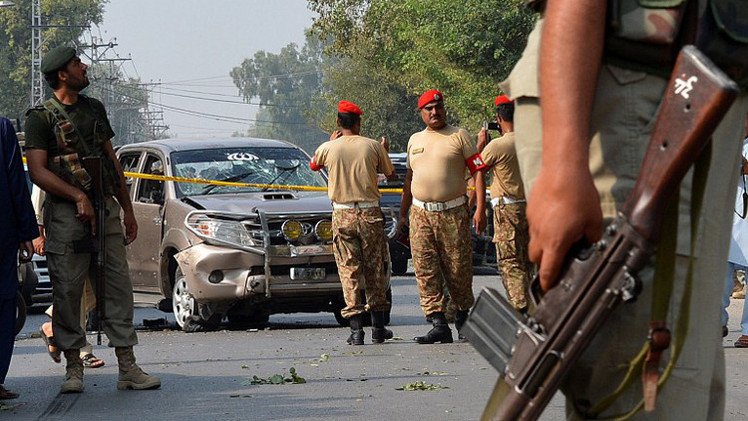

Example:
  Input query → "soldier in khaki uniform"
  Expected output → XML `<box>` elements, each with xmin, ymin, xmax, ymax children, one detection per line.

<box><xmin>477</xmin><ymin>95</ymin><xmax>531</xmax><ymax>313</ymax></box>
<box><xmin>311</xmin><ymin>100</ymin><xmax>396</xmax><ymax>345</ymax></box>
<box><xmin>25</xmin><ymin>46</ymin><xmax>160</xmax><ymax>394</ymax></box>
<box><xmin>400</xmin><ymin>89</ymin><xmax>487</xmax><ymax>344</ymax></box>
<box><xmin>486</xmin><ymin>1</ymin><xmax>748</xmax><ymax>419</ymax></box>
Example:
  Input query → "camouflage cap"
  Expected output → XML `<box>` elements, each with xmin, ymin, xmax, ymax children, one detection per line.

<box><xmin>40</xmin><ymin>46</ymin><xmax>76</xmax><ymax>74</ymax></box>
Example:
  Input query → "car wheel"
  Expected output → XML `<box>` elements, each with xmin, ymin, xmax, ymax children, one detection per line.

<box><xmin>227</xmin><ymin>309</ymin><xmax>270</xmax><ymax>328</ymax></box>
<box><xmin>15</xmin><ymin>291</ymin><xmax>26</xmax><ymax>336</ymax></box>
<box><xmin>391</xmin><ymin>255</ymin><xmax>407</xmax><ymax>276</ymax></box>
<box><xmin>172</xmin><ymin>266</ymin><xmax>195</xmax><ymax>330</ymax></box>
<box><xmin>333</xmin><ymin>307</ymin><xmax>349</xmax><ymax>327</ymax></box>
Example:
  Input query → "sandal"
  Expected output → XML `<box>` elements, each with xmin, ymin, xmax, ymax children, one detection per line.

<box><xmin>39</xmin><ymin>326</ymin><xmax>61</xmax><ymax>363</ymax></box>
<box><xmin>735</xmin><ymin>335</ymin><xmax>748</xmax><ymax>348</ymax></box>
<box><xmin>81</xmin><ymin>353</ymin><xmax>105</xmax><ymax>368</ymax></box>
<box><xmin>0</xmin><ymin>386</ymin><xmax>19</xmax><ymax>400</ymax></box>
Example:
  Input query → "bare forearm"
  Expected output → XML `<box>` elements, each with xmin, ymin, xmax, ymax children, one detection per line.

<box><xmin>30</xmin><ymin>165</ymin><xmax>86</xmax><ymax>203</ymax></box>
<box><xmin>399</xmin><ymin>170</ymin><xmax>413</xmax><ymax>218</ymax></box>
<box><xmin>540</xmin><ymin>0</ymin><xmax>607</xmax><ymax>169</ymax></box>
<box><xmin>474</xmin><ymin>171</ymin><xmax>485</xmax><ymax>211</ymax></box>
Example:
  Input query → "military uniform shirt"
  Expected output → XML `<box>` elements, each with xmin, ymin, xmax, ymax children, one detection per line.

<box><xmin>24</xmin><ymin>95</ymin><xmax>117</xmax><ymax>195</ymax></box>
<box><xmin>406</xmin><ymin>125</ymin><xmax>476</xmax><ymax>202</ymax></box>
<box><xmin>314</xmin><ymin>135</ymin><xmax>394</xmax><ymax>203</ymax></box>
<box><xmin>479</xmin><ymin>132</ymin><xmax>525</xmax><ymax>200</ymax></box>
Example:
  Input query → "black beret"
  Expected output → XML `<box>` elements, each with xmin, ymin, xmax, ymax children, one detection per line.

<box><xmin>40</xmin><ymin>46</ymin><xmax>76</xmax><ymax>74</ymax></box>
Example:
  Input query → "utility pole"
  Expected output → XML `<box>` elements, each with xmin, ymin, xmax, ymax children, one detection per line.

<box><xmin>30</xmin><ymin>0</ymin><xmax>42</xmax><ymax>107</ymax></box>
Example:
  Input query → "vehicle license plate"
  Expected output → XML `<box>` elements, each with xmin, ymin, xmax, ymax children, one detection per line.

<box><xmin>290</xmin><ymin>244</ymin><xmax>330</xmax><ymax>256</ymax></box>
<box><xmin>290</xmin><ymin>267</ymin><xmax>326</xmax><ymax>280</ymax></box>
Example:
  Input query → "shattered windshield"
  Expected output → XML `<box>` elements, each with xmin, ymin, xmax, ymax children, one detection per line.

<box><xmin>171</xmin><ymin>147</ymin><xmax>327</xmax><ymax>197</ymax></box>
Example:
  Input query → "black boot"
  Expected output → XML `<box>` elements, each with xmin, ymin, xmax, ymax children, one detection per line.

<box><xmin>346</xmin><ymin>314</ymin><xmax>365</xmax><ymax>345</ymax></box>
<box><xmin>414</xmin><ymin>312</ymin><xmax>453</xmax><ymax>344</ymax></box>
<box><xmin>454</xmin><ymin>310</ymin><xmax>469</xmax><ymax>342</ymax></box>
<box><xmin>371</xmin><ymin>311</ymin><xmax>393</xmax><ymax>344</ymax></box>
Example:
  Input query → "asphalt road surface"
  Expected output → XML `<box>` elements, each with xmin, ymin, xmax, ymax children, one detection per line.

<box><xmin>7</xmin><ymin>267</ymin><xmax>748</xmax><ymax>420</ymax></box>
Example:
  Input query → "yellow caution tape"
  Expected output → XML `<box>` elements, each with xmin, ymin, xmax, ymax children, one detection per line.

<box><xmin>123</xmin><ymin>170</ymin><xmax>406</xmax><ymax>193</ymax></box>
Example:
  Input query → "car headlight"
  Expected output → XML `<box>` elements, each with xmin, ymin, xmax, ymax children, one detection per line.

<box><xmin>186</xmin><ymin>213</ymin><xmax>258</xmax><ymax>248</ymax></box>
<box><xmin>314</xmin><ymin>220</ymin><xmax>333</xmax><ymax>242</ymax></box>
<box><xmin>281</xmin><ymin>220</ymin><xmax>303</xmax><ymax>241</ymax></box>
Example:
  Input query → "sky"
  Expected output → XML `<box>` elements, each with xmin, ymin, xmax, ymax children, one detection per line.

<box><xmin>96</xmin><ymin>0</ymin><xmax>316</xmax><ymax>139</ymax></box>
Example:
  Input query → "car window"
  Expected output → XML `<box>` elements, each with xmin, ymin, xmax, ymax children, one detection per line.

<box><xmin>119</xmin><ymin>152</ymin><xmax>142</xmax><ymax>194</ymax></box>
<box><xmin>170</xmin><ymin>146</ymin><xmax>327</xmax><ymax>197</ymax></box>
<box><xmin>136</xmin><ymin>154</ymin><xmax>165</xmax><ymax>204</ymax></box>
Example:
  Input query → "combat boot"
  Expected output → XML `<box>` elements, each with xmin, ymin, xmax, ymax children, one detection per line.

<box><xmin>371</xmin><ymin>311</ymin><xmax>393</xmax><ymax>344</ymax></box>
<box><xmin>60</xmin><ymin>349</ymin><xmax>84</xmax><ymax>394</ymax></box>
<box><xmin>115</xmin><ymin>347</ymin><xmax>161</xmax><ymax>390</ymax></box>
<box><xmin>346</xmin><ymin>314</ymin><xmax>365</xmax><ymax>345</ymax></box>
<box><xmin>414</xmin><ymin>312</ymin><xmax>453</xmax><ymax>344</ymax></box>
<box><xmin>454</xmin><ymin>310</ymin><xmax>469</xmax><ymax>342</ymax></box>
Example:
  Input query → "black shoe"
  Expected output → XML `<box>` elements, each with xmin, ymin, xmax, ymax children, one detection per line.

<box><xmin>414</xmin><ymin>324</ymin><xmax>453</xmax><ymax>344</ymax></box>
<box><xmin>372</xmin><ymin>327</ymin><xmax>393</xmax><ymax>343</ymax></box>
<box><xmin>347</xmin><ymin>329</ymin><xmax>365</xmax><ymax>345</ymax></box>
<box><xmin>346</xmin><ymin>314</ymin><xmax>365</xmax><ymax>345</ymax></box>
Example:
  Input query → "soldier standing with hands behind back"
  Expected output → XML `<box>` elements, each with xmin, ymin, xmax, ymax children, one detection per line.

<box><xmin>24</xmin><ymin>46</ymin><xmax>160</xmax><ymax>394</ymax></box>
<box><xmin>400</xmin><ymin>90</ymin><xmax>487</xmax><ymax>344</ymax></box>
<box><xmin>311</xmin><ymin>100</ymin><xmax>396</xmax><ymax>345</ymax></box>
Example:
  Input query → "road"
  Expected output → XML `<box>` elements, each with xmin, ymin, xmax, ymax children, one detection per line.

<box><xmin>6</xmin><ymin>268</ymin><xmax>748</xmax><ymax>420</ymax></box>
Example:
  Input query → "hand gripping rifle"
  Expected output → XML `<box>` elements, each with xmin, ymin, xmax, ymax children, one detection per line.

<box><xmin>462</xmin><ymin>45</ymin><xmax>739</xmax><ymax>421</ymax></box>
<box><xmin>81</xmin><ymin>156</ymin><xmax>106</xmax><ymax>346</ymax></box>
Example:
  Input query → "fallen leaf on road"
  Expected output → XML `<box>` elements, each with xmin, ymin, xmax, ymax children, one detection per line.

<box><xmin>396</xmin><ymin>381</ymin><xmax>449</xmax><ymax>391</ymax></box>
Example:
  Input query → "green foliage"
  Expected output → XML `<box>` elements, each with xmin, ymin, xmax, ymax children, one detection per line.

<box><xmin>0</xmin><ymin>0</ymin><xmax>105</xmax><ymax>119</ymax></box>
<box><xmin>230</xmin><ymin>32</ymin><xmax>328</xmax><ymax>154</ymax></box>
<box><xmin>396</xmin><ymin>380</ymin><xmax>449</xmax><ymax>391</ymax></box>
<box><xmin>246</xmin><ymin>367</ymin><xmax>307</xmax><ymax>385</ymax></box>
<box><xmin>309</xmin><ymin>0</ymin><xmax>537</xmax><ymax>134</ymax></box>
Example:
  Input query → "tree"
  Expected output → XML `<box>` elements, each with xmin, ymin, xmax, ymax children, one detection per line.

<box><xmin>230</xmin><ymin>32</ymin><xmax>328</xmax><ymax>154</ymax></box>
<box><xmin>309</xmin><ymin>0</ymin><xmax>536</xmax><ymax>133</ymax></box>
<box><xmin>0</xmin><ymin>0</ymin><xmax>105</xmax><ymax>120</ymax></box>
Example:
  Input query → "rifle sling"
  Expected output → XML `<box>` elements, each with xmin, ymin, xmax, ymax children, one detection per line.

<box><xmin>43</xmin><ymin>98</ymin><xmax>93</xmax><ymax>157</ymax></box>
<box><xmin>587</xmin><ymin>144</ymin><xmax>710</xmax><ymax>420</ymax></box>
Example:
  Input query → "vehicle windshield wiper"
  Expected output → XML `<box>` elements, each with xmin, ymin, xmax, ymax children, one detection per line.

<box><xmin>261</xmin><ymin>165</ymin><xmax>299</xmax><ymax>192</ymax></box>
<box><xmin>199</xmin><ymin>171</ymin><xmax>254</xmax><ymax>195</ymax></box>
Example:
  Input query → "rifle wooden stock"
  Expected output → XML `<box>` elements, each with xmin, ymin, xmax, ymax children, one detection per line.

<box><xmin>81</xmin><ymin>156</ymin><xmax>106</xmax><ymax>346</ymax></box>
<box><xmin>467</xmin><ymin>46</ymin><xmax>739</xmax><ymax>421</ymax></box>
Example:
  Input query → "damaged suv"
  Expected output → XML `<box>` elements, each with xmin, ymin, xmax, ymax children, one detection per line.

<box><xmin>117</xmin><ymin>138</ymin><xmax>395</xmax><ymax>331</ymax></box>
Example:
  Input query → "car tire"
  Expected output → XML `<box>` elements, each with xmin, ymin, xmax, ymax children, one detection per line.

<box><xmin>172</xmin><ymin>266</ymin><xmax>221</xmax><ymax>332</ymax></box>
<box><xmin>391</xmin><ymin>255</ymin><xmax>408</xmax><ymax>276</ymax></box>
<box><xmin>15</xmin><ymin>291</ymin><xmax>26</xmax><ymax>336</ymax></box>
<box><xmin>227</xmin><ymin>309</ymin><xmax>270</xmax><ymax>328</ymax></box>
<box><xmin>333</xmin><ymin>288</ymin><xmax>393</xmax><ymax>327</ymax></box>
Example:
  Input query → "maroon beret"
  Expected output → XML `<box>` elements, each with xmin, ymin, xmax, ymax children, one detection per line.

<box><xmin>418</xmin><ymin>89</ymin><xmax>443</xmax><ymax>109</ymax></box>
<box><xmin>338</xmin><ymin>100</ymin><xmax>363</xmax><ymax>115</ymax></box>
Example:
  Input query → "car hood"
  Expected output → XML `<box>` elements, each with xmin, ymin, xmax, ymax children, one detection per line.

<box><xmin>182</xmin><ymin>191</ymin><xmax>333</xmax><ymax>214</ymax></box>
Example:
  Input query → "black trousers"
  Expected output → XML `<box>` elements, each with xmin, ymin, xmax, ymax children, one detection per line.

<box><xmin>0</xmin><ymin>295</ymin><xmax>15</xmax><ymax>384</ymax></box>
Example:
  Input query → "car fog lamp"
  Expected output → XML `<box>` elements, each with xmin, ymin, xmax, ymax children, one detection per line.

<box><xmin>314</xmin><ymin>220</ymin><xmax>333</xmax><ymax>241</ymax></box>
<box><xmin>208</xmin><ymin>270</ymin><xmax>224</xmax><ymax>284</ymax></box>
<box><xmin>281</xmin><ymin>220</ymin><xmax>303</xmax><ymax>241</ymax></box>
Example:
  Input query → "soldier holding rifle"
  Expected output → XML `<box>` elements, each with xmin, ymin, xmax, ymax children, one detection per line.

<box><xmin>25</xmin><ymin>46</ymin><xmax>160</xmax><ymax>394</ymax></box>
<box><xmin>487</xmin><ymin>0</ymin><xmax>748</xmax><ymax>419</ymax></box>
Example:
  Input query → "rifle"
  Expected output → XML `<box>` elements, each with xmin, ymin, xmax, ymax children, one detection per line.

<box><xmin>81</xmin><ymin>156</ymin><xmax>106</xmax><ymax>346</ymax></box>
<box><xmin>463</xmin><ymin>45</ymin><xmax>739</xmax><ymax>421</ymax></box>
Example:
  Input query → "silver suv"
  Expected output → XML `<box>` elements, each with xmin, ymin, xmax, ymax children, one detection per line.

<box><xmin>117</xmin><ymin>138</ymin><xmax>395</xmax><ymax>331</ymax></box>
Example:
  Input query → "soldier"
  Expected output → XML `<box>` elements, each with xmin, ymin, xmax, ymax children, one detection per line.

<box><xmin>400</xmin><ymin>89</ymin><xmax>486</xmax><ymax>343</ymax></box>
<box><xmin>310</xmin><ymin>100</ymin><xmax>396</xmax><ymax>345</ymax></box>
<box><xmin>24</xmin><ymin>46</ymin><xmax>160</xmax><ymax>393</ymax></box>
<box><xmin>490</xmin><ymin>0</ymin><xmax>748</xmax><ymax>419</ymax></box>
<box><xmin>477</xmin><ymin>95</ymin><xmax>531</xmax><ymax>313</ymax></box>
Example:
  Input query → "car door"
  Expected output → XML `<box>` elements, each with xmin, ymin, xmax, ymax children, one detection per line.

<box><xmin>128</xmin><ymin>152</ymin><xmax>166</xmax><ymax>292</ymax></box>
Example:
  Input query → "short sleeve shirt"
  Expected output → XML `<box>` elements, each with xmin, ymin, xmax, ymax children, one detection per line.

<box><xmin>314</xmin><ymin>135</ymin><xmax>394</xmax><ymax>203</ymax></box>
<box><xmin>406</xmin><ymin>125</ymin><xmax>477</xmax><ymax>202</ymax></box>
<box><xmin>480</xmin><ymin>132</ymin><xmax>525</xmax><ymax>201</ymax></box>
<box><xmin>24</xmin><ymin>95</ymin><xmax>117</xmax><ymax>195</ymax></box>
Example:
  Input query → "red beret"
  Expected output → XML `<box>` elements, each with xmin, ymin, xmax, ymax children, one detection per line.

<box><xmin>494</xmin><ymin>95</ymin><xmax>512</xmax><ymax>106</ymax></box>
<box><xmin>338</xmin><ymin>100</ymin><xmax>363</xmax><ymax>115</ymax></box>
<box><xmin>418</xmin><ymin>89</ymin><xmax>444</xmax><ymax>109</ymax></box>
